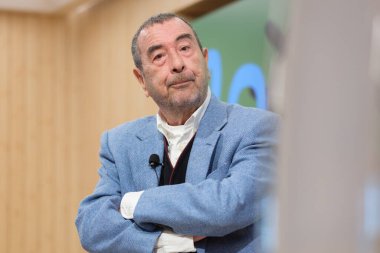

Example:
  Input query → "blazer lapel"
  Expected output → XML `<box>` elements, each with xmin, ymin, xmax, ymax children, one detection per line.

<box><xmin>186</xmin><ymin>96</ymin><xmax>228</xmax><ymax>184</ymax></box>
<box><xmin>131</xmin><ymin>117</ymin><xmax>164</xmax><ymax>190</ymax></box>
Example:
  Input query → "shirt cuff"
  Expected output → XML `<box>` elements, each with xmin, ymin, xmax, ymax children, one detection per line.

<box><xmin>120</xmin><ymin>191</ymin><xmax>144</xmax><ymax>219</ymax></box>
<box><xmin>155</xmin><ymin>229</ymin><xmax>196</xmax><ymax>253</ymax></box>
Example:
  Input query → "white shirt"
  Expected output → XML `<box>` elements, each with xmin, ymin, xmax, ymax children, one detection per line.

<box><xmin>157</xmin><ymin>87</ymin><xmax>211</xmax><ymax>166</ymax></box>
<box><xmin>120</xmin><ymin>88</ymin><xmax>211</xmax><ymax>253</ymax></box>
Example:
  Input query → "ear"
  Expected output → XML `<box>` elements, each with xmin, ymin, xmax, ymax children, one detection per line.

<box><xmin>202</xmin><ymin>48</ymin><xmax>208</xmax><ymax>62</ymax></box>
<box><xmin>202</xmin><ymin>48</ymin><xmax>210</xmax><ymax>80</ymax></box>
<box><xmin>133</xmin><ymin>68</ymin><xmax>150</xmax><ymax>97</ymax></box>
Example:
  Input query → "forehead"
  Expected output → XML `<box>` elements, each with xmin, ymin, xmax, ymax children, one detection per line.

<box><xmin>137</xmin><ymin>18</ymin><xmax>195</xmax><ymax>51</ymax></box>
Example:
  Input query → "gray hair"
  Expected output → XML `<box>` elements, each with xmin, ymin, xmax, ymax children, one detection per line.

<box><xmin>131</xmin><ymin>13</ymin><xmax>203</xmax><ymax>71</ymax></box>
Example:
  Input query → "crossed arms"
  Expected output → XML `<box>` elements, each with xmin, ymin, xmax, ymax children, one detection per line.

<box><xmin>75</xmin><ymin>112</ymin><xmax>277</xmax><ymax>253</ymax></box>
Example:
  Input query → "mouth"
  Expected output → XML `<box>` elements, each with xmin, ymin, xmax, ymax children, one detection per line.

<box><xmin>167</xmin><ymin>73</ymin><xmax>196</xmax><ymax>88</ymax></box>
<box><xmin>169</xmin><ymin>80</ymin><xmax>193</xmax><ymax>88</ymax></box>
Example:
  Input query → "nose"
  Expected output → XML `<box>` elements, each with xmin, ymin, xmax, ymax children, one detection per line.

<box><xmin>169</xmin><ymin>50</ymin><xmax>185</xmax><ymax>73</ymax></box>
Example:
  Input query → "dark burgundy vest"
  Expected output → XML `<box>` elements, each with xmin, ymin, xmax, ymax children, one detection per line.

<box><xmin>159</xmin><ymin>135</ymin><xmax>196</xmax><ymax>186</ymax></box>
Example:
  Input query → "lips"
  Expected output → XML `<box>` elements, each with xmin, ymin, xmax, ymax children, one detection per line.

<box><xmin>170</xmin><ymin>80</ymin><xmax>192</xmax><ymax>88</ymax></box>
<box><xmin>167</xmin><ymin>74</ymin><xmax>195</xmax><ymax>87</ymax></box>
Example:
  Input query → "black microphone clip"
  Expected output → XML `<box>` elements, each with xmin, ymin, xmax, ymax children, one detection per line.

<box><xmin>149</xmin><ymin>154</ymin><xmax>163</xmax><ymax>168</ymax></box>
<box><xmin>149</xmin><ymin>154</ymin><xmax>163</xmax><ymax>183</ymax></box>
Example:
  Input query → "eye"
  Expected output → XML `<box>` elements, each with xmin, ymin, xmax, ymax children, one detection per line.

<box><xmin>153</xmin><ymin>53</ymin><xmax>164</xmax><ymax>62</ymax></box>
<box><xmin>153</xmin><ymin>54</ymin><xmax>163</xmax><ymax>61</ymax></box>
<box><xmin>180</xmin><ymin>46</ymin><xmax>190</xmax><ymax>51</ymax></box>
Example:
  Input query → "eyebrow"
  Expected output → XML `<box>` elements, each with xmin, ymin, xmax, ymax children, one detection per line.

<box><xmin>147</xmin><ymin>44</ymin><xmax>163</xmax><ymax>57</ymax></box>
<box><xmin>176</xmin><ymin>33</ymin><xmax>193</xmax><ymax>42</ymax></box>
<box><xmin>146</xmin><ymin>33</ymin><xmax>194</xmax><ymax>57</ymax></box>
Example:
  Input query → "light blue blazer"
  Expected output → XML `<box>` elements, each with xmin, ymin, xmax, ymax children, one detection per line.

<box><xmin>76</xmin><ymin>96</ymin><xmax>278</xmax><ymax>253</ymax></box>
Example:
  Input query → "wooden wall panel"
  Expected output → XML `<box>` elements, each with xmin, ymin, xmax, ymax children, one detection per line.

<box><xmin>7</xmin><ymin>14</ymin><xmax>28</xmax><ymax>253</ymax></box>
<box><xmin>24</xmin><ymin>16</ymin><xmax>40</xmax><ymax>253</ymax></box>
<box><xmin>0</xmin><ymin>13</ymin><xmax>70</xmax><ymax>253</ymax></box>
<box><xmin>0</xmin><ymin>13</ymin><xmax>9</xmax><ymax>253</ymax></box>
<box><xmin>0</xmin><ymin>1</ymin><xmax>200</xmax><ymax>253</ymax></box>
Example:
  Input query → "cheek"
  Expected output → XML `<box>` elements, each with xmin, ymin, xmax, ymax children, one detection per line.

<box><xmin>190</xmin><ymin>57</ymin><xmax>207</xmax><ymax>76</ymax></box>
<box><xmin>144</xmin><ymin>74</ymin><xmax>168</xmax><ymax>95</ymax></box>
<box><xmin>194</xmin><ymin>64</ymin><xmax>208</xmax><ymax>80</ymax></box>
<box><xmin>145</xmin><ymin>67</ymin><xmax>168</xmax><ymax>85</ymax></box>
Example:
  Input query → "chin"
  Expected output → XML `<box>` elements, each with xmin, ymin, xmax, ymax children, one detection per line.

<box><xmin>173</xmin><ymin>95</ymin><xmax>202</xmax><ymax>109</ymax></box>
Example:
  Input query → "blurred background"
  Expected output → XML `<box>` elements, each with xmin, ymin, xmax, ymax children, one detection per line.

<box><xmin>0</xmin><ymin>0</ymin><xmax>379</xmax><ymax>252</ymax></box>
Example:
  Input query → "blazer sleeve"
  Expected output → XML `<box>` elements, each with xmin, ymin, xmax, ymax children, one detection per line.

<box><xmin>133</xmin><ymin>113</ymin><xmax>278</xmax><ymax>237</ymax></box>
<box><xmin>75</xmin><ymin>132</ymin><xmax>161</xmax><ymax>253</ymax></box>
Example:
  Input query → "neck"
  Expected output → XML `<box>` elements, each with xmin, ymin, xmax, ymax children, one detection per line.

<box><xmin>159</xmin><ymin>106</ymin><xmax>197</xmax><ymax>126</ymax></box>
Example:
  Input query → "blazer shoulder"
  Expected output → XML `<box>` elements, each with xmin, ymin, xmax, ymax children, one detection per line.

<box><xmin>221</xmin><ymin>105</ymin><xmax>279</xmax><ymax>145</ymax></box>
<box><xmin>227</xmin><ymin>104</ymin><xmax>279</xmax><ymax>125</ymax></box>
<box><xmin>105</xmin><ymin>115</ymin><xmax>156</xmax><ymax>141</ymax></box>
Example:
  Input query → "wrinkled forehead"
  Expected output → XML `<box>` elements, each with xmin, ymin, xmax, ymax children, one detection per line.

<box><xmin>137</xmin><ymin>18</ymin><xmax>195</xmax><ymax>53</ymax></box>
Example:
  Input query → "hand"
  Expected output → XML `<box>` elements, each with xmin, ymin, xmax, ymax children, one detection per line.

<box><xmin>193</xmin><ymin>236</ymin><xmax>206</xmax><ymax>242</ymax></box>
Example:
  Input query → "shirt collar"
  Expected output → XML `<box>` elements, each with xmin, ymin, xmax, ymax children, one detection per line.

<box><xmin>156</xmin><ymin>87</ymin><xmax>211</xmax><ymax>139</ymax></box>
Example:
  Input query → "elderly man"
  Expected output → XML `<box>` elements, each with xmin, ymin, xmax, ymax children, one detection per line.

<box><xmin>76</xmin><ymin>13</ymin><xmax>278</xmax><ymax>253</ymax></box>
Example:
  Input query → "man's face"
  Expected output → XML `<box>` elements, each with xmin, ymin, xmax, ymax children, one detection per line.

<box><xmin>133</xmin><ymin>18</ymin><xmax>209</xmax><ymax>114</ymax></box>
